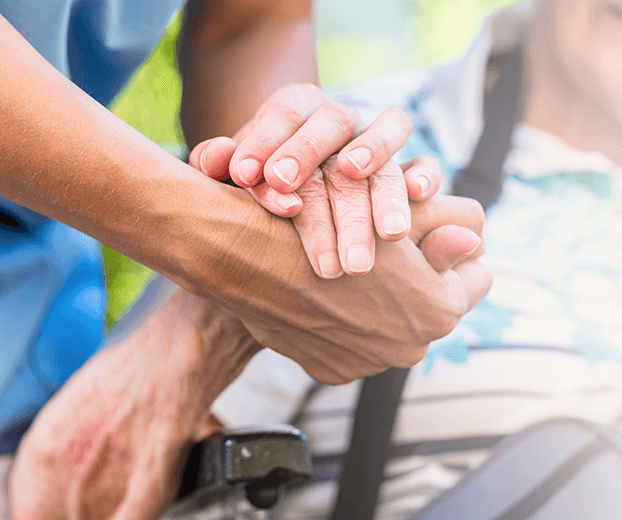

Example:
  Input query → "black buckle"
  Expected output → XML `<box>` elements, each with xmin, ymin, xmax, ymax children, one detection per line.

<box><xmin>172</xmin><ymin>424</ymin><xmax>313</xmax><ymax>515</ymax></box>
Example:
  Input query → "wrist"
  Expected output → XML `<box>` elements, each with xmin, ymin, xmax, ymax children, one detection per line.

<box><xmin>133</xmin><ymin>290</ymin><xmax>261</xmax><ymax>439</ymax></box>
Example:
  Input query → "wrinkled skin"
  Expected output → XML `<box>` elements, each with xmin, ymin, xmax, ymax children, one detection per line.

<box><xmin>10</xmin><ymin>292</ymin><xmax>260</xmax><ymax>520</ymax></box>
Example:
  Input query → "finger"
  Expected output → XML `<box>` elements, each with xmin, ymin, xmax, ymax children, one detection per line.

<box><xmin>337</xmin><ymin>107</ymin><xmax>413</xmax><ymax>180</ymax></box>
<box><xmin>323</xmin><ymin>157</ymin><xmax>375</xmax><ymax>275</ymax></box>
<box><xmin>419</xmin><ymin>225</ymin><xmax>483</xmax><ymax>272</ymax></box>
<box><xmin>292</xmin><ymin>169</ymin><xmax>343</xmax><ymax>279</ymax></box>
<box><xmin>444</xmin><ymin>258</ymin><xmax>493</xmax><ymax>314</ymax></box>
<box><xmin>188</xmin><ymin>137</ymin><xmax>237</xmax><ymax>181</ymax></box>
<box><xmin>368</xmin><ymin>160</ymin><xmax>411</xmax><ymax>241</ymax></box>
<box><xmin>247</xmin><ymin>181</ymin><xmax>303</xmax><ymax>218</ymax></box>
<box><xmin>401</xmin><ymin>155</ymin><xmax>443</xmax><ymax>201</ymax></box>
<box><xmin>263</xmin><ymin>103</ymin><xmax>363</xmax><ymax>192</ymax></box>
<box><xmin>231</xmin><ymin>119</ymin><xmax>255</xmax><ymax>144</ymax></box>
<box><xmin>229</xmin><ymin>84</ymin><xmax>327</xmax><ymax>188</ymax></box>
<box><xmin>408</xmin><ymin>194</ymin><xmax>486</xmax><ymax>244</ymax></box>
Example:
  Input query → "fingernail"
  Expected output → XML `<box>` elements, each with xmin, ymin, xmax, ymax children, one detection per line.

<box><xmin>347</xmin><ymin>245</ymin><xmax>373</xmax><ymax>273</ymax></box>
<box><xmin>276</xmin><ymin>192</ymin><xmax>301</xmax><ymax>210</ymax></box>
<box><xmin>383</xmin><ymin>212</ymin><xmax>408</xmax><ymax>235</ymax></box>
<box><xmin>461</xmin><ymin>237</ymin><xmax>482</xmax><ymax>258</ymax></box>
<box><xmin>272</xmin><ymin>158</ymin><xmax>299</xmax><ymax>186</ymax></box>
<box><xmin>198</xmin><ymin>142</ymin><xmax>211</xmax><ymax>173</ymax></box>
<box><xmin>237</xmin><ymin>158</ymin><xmax>260</xmax><ymax>185</ymax></box>
<box><xmin>346</xmin><ymin>148</ymin><xmax>372</xmax><ymax>172</ymax></box>
<box><xmin>318</xmin><ymin>251</ymin><xmax>343</xmax><ymax>279</ymax></box>
<box><xmin>450</xmin><ymin>237</ymin><xmax>483</xmax><ymax>268</ymax></box>
<box><xmin>416</xmin><ymin>175</ymin><xmax>430</xmax><ymax>196</ymax></box>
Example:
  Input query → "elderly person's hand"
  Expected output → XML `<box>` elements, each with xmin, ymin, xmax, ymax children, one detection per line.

<box><xmin>189</xmin><ymin>83</ymin><xmax>438</xmax><ymax>277</ymax></box>
<box><xmin>9</xmin><ymin>291</ymin><xmax>260</xmax><ymax>520</ymax></box>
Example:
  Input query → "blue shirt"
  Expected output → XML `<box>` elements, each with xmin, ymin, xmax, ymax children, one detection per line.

<box><xmin>0</xmin><ymin>0</ymin><xmax>185</xmax><ymax>454</ymax></box>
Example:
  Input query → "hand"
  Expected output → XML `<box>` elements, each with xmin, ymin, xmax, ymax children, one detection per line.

<box><xmin>289</xmin><ymin>155</ymin><xmax>448</xmax><ymax>278</ymax></box>
<box><xmin>181</xmin><ymin>175</ymin><xmax>489</xmax><ymax>384</ymax></box>
<box><xmin>177</xmin><ymin>136</ymin><xmax>492</xmax><ymax>385</ymax></box>
<box><xmin>191</xmin><ymin>137</ymin><xmax>441</xmax><ymax>277</ymax></box>
<box><xmin>9</xmin><ymin>291</ymin><xmax>261</xmax><ymax>520</ymax></box>
<box><xmin>188</xmin><ymin>83</ymin><xmax>439</xmax><ymax>277</ymax></box>
<box><xmin>225</xmin><ymin>83</ymin><xmax>414</xmax><ymax>193</ymax></box>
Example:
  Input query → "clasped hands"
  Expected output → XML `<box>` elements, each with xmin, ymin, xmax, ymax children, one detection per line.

<box><xmin>9</xmin><ymin>84</ymin><xmax>491</xmax><ymax>520</ymax></box>
<box><xmin>183</xmin><ymin>83</ymin><xmax>490</xmax><ymax>383</ymax></box>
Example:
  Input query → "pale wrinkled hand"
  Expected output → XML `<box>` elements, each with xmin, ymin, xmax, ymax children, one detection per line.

<box><xmin>291</xmin><ymin>155</ymin><xmax>484</xmax><ymax>278</ymax></box>
<box><xmin>228</xmin><ymin>83</ymin><xmax>415</xmax><ymax>193</ymax></box>
<box><xmin>189</xmin><ymin>82</ymin><xmax>432</xmax><ymax>277</ymax></box>
<box><xmin>9</xmin><ymin>291</ymin><xmax>261</xmax><ymax>520</ymax></box>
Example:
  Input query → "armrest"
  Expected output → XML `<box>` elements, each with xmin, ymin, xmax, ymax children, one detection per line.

<box><xmin>170</xmin><ymin>424</ymin><xmax>313</xmax><ymax>515</ymax></box>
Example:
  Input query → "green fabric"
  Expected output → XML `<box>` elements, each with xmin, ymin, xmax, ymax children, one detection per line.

<box><xmin>103</xmin><ymin>12</ymin><xmax>183</xmax><ymax>329</ymax></box>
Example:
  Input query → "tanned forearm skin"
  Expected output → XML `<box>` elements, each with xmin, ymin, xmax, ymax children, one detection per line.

<box><xmin>0</xmin><ymin>13</ymin><xmax>287</xmax><ymax>299</ymax></box>
<box><xmin>179</xmin><ymin>0</ymin><xmax>318</xmax><ymax>145</ymax></box>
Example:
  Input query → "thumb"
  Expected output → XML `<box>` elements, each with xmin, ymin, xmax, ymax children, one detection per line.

<box><xmin>419</xmin><ymin>225</ymin><xmax>484</xmax><ymax>272</ymax></box>
<box><xmin>188</xmin><ymin>137</ymin><xmax>237</xmax><ymax>181</ymax></box>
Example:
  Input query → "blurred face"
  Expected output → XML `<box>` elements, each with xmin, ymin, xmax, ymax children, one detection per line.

<box><xmin>544</xmin><ymin>0</ymin><xmax>622</xmax><ymax>127</ymax></box>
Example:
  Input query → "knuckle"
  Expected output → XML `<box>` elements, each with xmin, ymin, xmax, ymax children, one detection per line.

<box><xmin>334</xmin><ymin>204</ymin><xmax>372</xmax><ymax>229</ymax></box>
<box><xmin>297</xmin><ymin>133</ymin><xmax>324</xmax><ymax>160</ymax></box>
<box><xmin>378</xmin><ymin>139</ymin><xmax>394</xmax><ymax>158</ymax></box>
<box><xmin>322</xmin><ymin>102</ymin><xmax>356</xmax><ymax>134</ymax></box>
<box><xmin>268</xmin><ymin>101</ymin><xmax>306</xmax><ymax>129</ymax></box>
<box><xmin>371</xmin><ymin>182</ymin><xmax>408</xmax><ymax>207</ymax></box>
<box><xmin>373</xmin><ymin>163</ymin><xmax>408</xmax><ymax>186</ymax></box>
<box><xmin>327</xmin><ymin>175</ymin><xmax>369</xmax><ymax>198</ymax></box>
<box><xmin>371</xmin><ymin>131</ymin><xmax>401</xmax><ymax>158</ymax></box>
<box><xmin>297</xmin><ymin>167</ymin><xmax>325</xmax><ymax>194</ymax></box>
<box><xmin>299</xmin><ymin>183</ymin><xmax>329</xmax><ymax>206</ymax></box>
<box><xmin>391</xmin><ymin>344</ymin><xmax>429</xmax><ymax>368</ymax></box>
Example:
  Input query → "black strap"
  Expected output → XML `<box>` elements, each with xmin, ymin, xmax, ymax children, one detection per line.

<box><xmin>330</xmin><ymin>47</ymin><xmax>523</xmax><ymax>520</ymax></box>
<box><xmin>330</xmin><ymin>367</ymin><xmax>410</xmax><ymax>520</ymax></box>
<box><xmin>452</xmin><ymin>47</ymin><xmax>523</xmax><ymax>211</ymax></box>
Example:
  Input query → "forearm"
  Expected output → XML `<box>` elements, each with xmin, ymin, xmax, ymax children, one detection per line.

<box><xmin>9</xmin><ymin>291</ymin><xmax>260</xmax><ymax>520</ymax></box>
<box><xmin>179</xmin><ymin>0</ymin><xmax>318</xmax><ymax>145</ymax></box>
<box><xmin>0</xmin><ymin>14</ymin><xmax>282</xmax><ymax>297</ymax></box>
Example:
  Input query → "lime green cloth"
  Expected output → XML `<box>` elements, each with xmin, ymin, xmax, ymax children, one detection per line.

<box><xmin>103</xmin><ymin>13</ymin><xmax>183</xmax><ymax>329</ymax></box>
